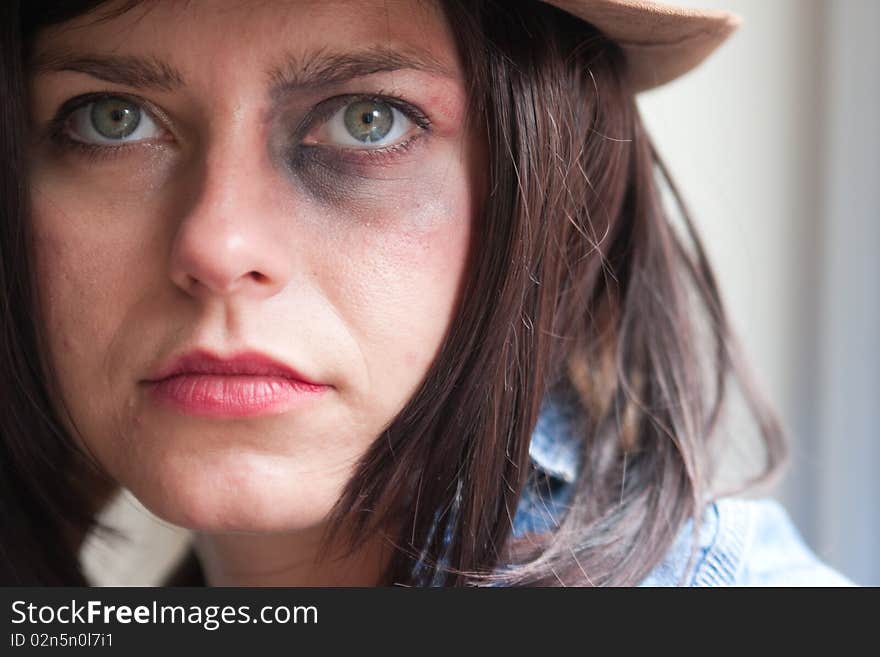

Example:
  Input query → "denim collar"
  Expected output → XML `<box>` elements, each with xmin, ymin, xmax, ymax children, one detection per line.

<box><xmin>526</xmin><ymin>383</ymin><xmax>583</xmax><ymax>485</ymax></box>
<box><xmin>411</xmin><ymin>384</ymin><xmax>583</xmax><ymax>584</ymax></box>
<box><xmin>511</xmin><ymin>383</ymin><xmax>583</xmax><ymax>538</ymax></box>
<box><xmin>412</xmin><ymin>385</ymin><xmax>841</xmax><ymax>587</ymax></box>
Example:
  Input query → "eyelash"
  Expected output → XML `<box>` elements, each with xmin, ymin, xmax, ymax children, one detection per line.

<box><xmin>295</xmin><ymin>91</ymin><xmax>432</xmax><ymax>167</ymax></box>
<box><xmin>47</xmin><ymin>92</ymin><xmax>167</xmax><ymax>162</ymax></box>
<box><xmin>46</xmin><ymin>90</ymin><xmax>433</xmax><ymax>164</ymax></box>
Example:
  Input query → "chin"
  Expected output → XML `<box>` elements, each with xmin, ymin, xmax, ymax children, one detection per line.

<box><xmin>122</xmin><ymin>447</ymin><xmax>340</xmax><ymax>534</ymax></box>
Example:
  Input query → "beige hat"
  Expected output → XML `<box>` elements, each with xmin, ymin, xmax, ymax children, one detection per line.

<box><xmin>542</xmin><ymin>0</ymin><xmax>742</xmax><ymax>92</ymax></box>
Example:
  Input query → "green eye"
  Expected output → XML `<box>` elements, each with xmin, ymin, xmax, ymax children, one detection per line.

<box><xmin>61</xmin><ymin>95</ymin><xmax>163</xmax><ymax>147</ymax></box>
<box><xmin>299</xmin><ymin>95</ymin><xmax>424</xmax><ymax>152</ymax></box>
<box><xmin>90</xmin><ymin>97</ymin><xmax>142</xmax><ymax>139</ymax></box>
<box><xmin>342</xmin><ymin>100</ymin><xmax>394</xmax><ymax>143</ymax></box>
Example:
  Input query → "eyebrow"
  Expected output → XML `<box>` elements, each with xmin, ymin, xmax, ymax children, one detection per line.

<box><xmin>29</xmin><ymin>51</ymin><xmax>185</xmax><ymax>92</ymax></box>
<box><xmin>29</xmin><ymin>45</ymin><xmax>456</xmax><ymax>95</ymax></box>
<box><xmin>266</xmin><ymin>46</ymin><xmax>454</xmax><ymax>97</ymax></box>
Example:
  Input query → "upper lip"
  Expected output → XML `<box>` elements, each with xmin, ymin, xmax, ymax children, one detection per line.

<box><xmin>144</xmin><ymin>349</ymin><xmax>325</xmax><ymax>385</ymax></box>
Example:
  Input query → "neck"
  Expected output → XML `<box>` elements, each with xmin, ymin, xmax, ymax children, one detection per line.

<box><xmin>192</xmin><ymin>523</ymin><xmax>392</xmax><ymax>587</ymax></box>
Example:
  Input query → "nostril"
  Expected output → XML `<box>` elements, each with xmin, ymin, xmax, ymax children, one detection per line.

<box><xmin>249</xmin><ymin>271</ymin><xmax>268</xmax><ymax>283</ymax></box>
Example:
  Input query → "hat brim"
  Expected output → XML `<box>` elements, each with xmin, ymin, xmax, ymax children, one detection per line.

<box><xmin>543</xmin><ymin>0</ymin><xmax>742</xmax><ymax>91</ymax></box>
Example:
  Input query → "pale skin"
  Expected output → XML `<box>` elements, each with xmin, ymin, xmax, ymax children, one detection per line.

<box><xmin>26</xmin><ymin>0</ymin><xmax>484</xmax><ymax>585</ymax></box>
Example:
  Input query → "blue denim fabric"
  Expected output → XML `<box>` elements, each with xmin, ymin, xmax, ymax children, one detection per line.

<box><xmin>511</xmin><ymin>385</ymin><xmax>858</xmax><ymax>586</ymax></box>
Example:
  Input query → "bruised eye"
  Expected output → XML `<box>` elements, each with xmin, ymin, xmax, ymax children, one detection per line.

<box><xmin>303</xmin><ymin>98</ymin><xmax>418</xmax><ymax>149</ymax></box>
<box><xmin>65</xmin><ymin>96</ymin><xmax>163</xmax><ymax>145</ymax></box>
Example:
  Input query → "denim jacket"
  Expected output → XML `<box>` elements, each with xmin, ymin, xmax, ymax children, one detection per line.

<box><xmin>511</xmin><ymin>383</ymin><xmax>857</xmax><ymax>586</ymax></box>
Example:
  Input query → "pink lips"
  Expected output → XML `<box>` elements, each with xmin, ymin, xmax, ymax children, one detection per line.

<box><xmin>143</xmin><ymin>349</ymin><xmax>329</xmax><ymax>418</ymax></box>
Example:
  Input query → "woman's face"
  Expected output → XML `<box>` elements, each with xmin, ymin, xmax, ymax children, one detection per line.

<box><xmin>27</xmin><ymin>0</ymin><xmax>481</xmax><ymax>533</ymax></box>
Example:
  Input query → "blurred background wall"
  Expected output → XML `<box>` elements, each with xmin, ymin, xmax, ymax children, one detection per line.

<box><xmin>82</xmin><ymin>0</ymin><xmax>878</xmax><ymax>586</ymax></box>
<box><xmin>638</xmin><ymin>0</ymin><xmax>879</xmax><ymax>585</ymax></box>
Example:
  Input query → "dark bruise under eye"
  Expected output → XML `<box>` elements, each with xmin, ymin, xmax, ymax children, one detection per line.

<box><xmin>281</xmin><ymin>93</ymin><xmax>433</xmax><ymax>199</ymax></box>
<box><xmin>289</xmin><ymin>134</ymin><xmax>427</xmax><ymax>204</ymax></box>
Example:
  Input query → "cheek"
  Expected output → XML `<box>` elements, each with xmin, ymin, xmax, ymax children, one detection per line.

<box><xmin>31</xmin><ymin>191</ymin><xmax>146</xmax><ymax>350</ymax></box>
<box><xmin>31</xmin><ymin>197</ymin><xmax>114</xmax><ymax>373</ymax></box>
<box><xmin>28</xmin><ymin>183</ymin><xmax>161</xmax><ymax>451</ymax></box>
<box><xmin>329</xmin><ymin>171</ymin><xmax>475</xmax><ymax>409</ymax></box>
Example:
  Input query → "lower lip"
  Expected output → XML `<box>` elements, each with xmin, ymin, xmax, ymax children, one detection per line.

<box><xmin>146</xmin><ymin>374</ymin><xmax>329</xmax><ymax>417</ymax></box>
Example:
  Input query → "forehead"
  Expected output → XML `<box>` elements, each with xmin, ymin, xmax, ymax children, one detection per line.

<box><xmin>30</xmin><ymin>0</ymin><xmax>459</xmax><ymax>86</ymax></box>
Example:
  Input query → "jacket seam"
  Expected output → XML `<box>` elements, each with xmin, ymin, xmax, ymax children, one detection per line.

<box><xmin>690</xmin><ymin>498</ymin><xmax>752</xmax><ymax>586</ymax></box>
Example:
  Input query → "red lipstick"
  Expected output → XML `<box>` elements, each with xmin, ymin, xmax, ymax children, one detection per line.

<box><xmin>143</xmin><ymin>349</ymin><xmax>329</xmax><ymax>418</ymax></box>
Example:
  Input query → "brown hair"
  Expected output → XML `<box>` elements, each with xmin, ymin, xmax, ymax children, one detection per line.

<box><xmin>1</xmin><ymin>0</ymin><xmax>785</xmax><ymax>586</ymax></box>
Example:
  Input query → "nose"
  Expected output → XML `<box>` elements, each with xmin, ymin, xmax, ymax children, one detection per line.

<box><xmin>168</xmin><ymin>143</ymin><xmax>293</xmax><ymax>302</ymax></box>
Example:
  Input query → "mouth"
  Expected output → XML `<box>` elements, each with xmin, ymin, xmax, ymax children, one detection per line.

<box><xmin>143</xmin><ymin>349</ymin><xmax>330</xmax><ymax>418</ymax></box>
